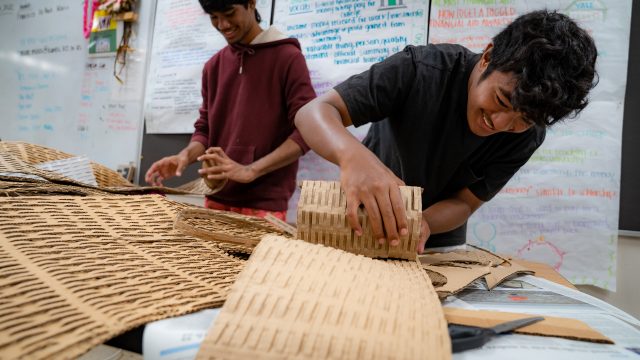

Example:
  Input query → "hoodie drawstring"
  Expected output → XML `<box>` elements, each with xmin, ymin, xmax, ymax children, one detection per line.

<box><xmin>237</xmin><ymin>48</ymin><xmax>255</xmax><ymax>75</ymax></box>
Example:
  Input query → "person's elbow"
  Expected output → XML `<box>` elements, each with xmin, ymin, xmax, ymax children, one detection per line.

<box><xmin>294</xmin><ymin>97</ymin><xmax>319</xmax><ymax>130</ymax></box>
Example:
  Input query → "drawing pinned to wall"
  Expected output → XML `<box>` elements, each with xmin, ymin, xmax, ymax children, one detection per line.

<box><xmin>144</xmin><ymin>0</ymin><xmax>273</xmax><ymax>134</ymax></box>
<box><xmin>516</xmin><ymin>235</ymin><xmax>567</xmax><ymax>271</ymax></box>
<box><xmin>429</xmin><ymin>0</ymin><xmax>633</xmax><ymax>290</ymax></box>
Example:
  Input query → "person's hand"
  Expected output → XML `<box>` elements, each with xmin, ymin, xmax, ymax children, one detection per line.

<box><xmin>417</xmin><ymin>211</ymin><xmax>431</xmax><ymax>254</ymax></box>
<box><xmin>197</xmin><ymin>147</ymin><xmax>258</xmax><ymax>184</ymax></box>
<box><xmin>339</xmin><ymin>148</ymin><xmax>408</xmax><ymax>246</ymax></box>
<box><xmin>145</xmin><ymin>153</ymin><xmax>190</xmax><ymax>186</ymax></box>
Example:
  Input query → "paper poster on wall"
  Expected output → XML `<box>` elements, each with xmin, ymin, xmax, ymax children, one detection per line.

<box><xmin>144</xmin><ymin>0</ymin><xmax>273</xmax><ymax>134</ymax></box>
<box><xmin>272</xmin><ymin>0</ymin><xmax>429</xmax><ymax>221</ymax></box>
<box><xmin>428</xmin><ymin>0</ymin><xmax>632</xmax><ymax>290</ymax></box>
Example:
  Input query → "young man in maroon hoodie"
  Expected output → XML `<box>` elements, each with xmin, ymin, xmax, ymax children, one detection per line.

<box><xmin>145</xmin><ymin>0</ymin><xmax>316</xmax><ymax>220</ymax></box>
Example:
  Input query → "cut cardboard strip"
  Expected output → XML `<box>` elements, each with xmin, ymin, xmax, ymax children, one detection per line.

<box><xmin>0</xmin><ymin>179</ymin><xmax>109</xmax><ymax>196</ymax></box>
<box><xmin>421</xmin><ymin>246</ymin><xmax>508</xmax><ymax>267</ymax></box>
<box><xmin>297</xmin><ymin>180</ymin><xmax>422</xmax><ymax>260</ymax></box>
<box><xmin>444</xmin><ymin>308</ymin><xmax>613</xmax><ymax>344</ymax></box>
<box><xmin>0</xmin><ymin>195</ymin><xmax>246</xmax><ymax>359</ymax></box>
<box><xmin>197</xmin><ymin>235</ymin><xmax>451</xmax><ymax>359</ymax></box>
<box><xmin>423</xmin><ymin>265</ymin><xmax>491</xmax><ymax>298</ymax></box>
<box><xmin>484</xmin><ymin>261</ymin><xmax>535</xmax><ymax>290</ymax></box>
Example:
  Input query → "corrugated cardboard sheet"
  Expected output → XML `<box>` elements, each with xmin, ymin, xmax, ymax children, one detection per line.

<box><xmin>0</xmin><ymin>141</ymin><xmax>217</xmax><ymax>196</ymax></box>
<box><xmin>0</xmin><ymin>195</ymin><xmax>246</xmax><ymax>359</ymax></box>
<box><xmin>297</xmin><ymin>180</ymin><xmax>422</xmax><ymax>260</ymax></box>
<box><xmin>444</xmin><ymin>308</ymin><xmax>613</xmax><ymax>344</ymax></box>
<box><xmin>197</xmin><ymin>235</ymin><xmax>452</xmax><ymax>359</ymax></box>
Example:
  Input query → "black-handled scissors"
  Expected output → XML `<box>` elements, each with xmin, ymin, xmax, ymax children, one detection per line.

<box><xmin>449</xmin><ymin>316</ymin><xmax>545</xmax><ymax>353</ymax></box>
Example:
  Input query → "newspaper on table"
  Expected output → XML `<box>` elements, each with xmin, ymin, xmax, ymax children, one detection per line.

<box><xmin>143</xmin><ymin>273</ymin><xmax>640</xmax><ymax>359</ymax></box>
<box><xmin>445</xmin><ymin>275</ymin><xmax>640</xmax><ymax>359</ymax></box>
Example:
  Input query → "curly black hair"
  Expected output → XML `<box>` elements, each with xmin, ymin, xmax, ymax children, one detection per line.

<box><xmin>199</xmin><ymin>0</ymin><xmax>261</xmax><ymax>23</ymax></box>
<box><xmin>482</xmin><ymin>10</ymin><xmax>598</xmax><ymax>127</ymax></box>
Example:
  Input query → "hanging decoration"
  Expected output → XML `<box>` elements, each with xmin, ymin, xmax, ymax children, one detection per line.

<box><xmin>83</xmin><ymin>0</ymin><xmax>101</xmax><ymax>39</ymax></box>
<box><xmin>98</xmin><ymin>0</ymin><xmax>138</xmax><ymax>83</ymax></box>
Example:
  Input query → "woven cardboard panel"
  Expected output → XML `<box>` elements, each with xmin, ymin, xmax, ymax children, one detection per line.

<box><xmin>297</xmin><ymin>181</ymin><xmax>421</xmax><ymax>260</ymax></box>
<box><xmin>0</xmin><ymin>195</ymin><xmax>246</xmax><ymax>359</ymax></box>
<box><xmin>197</xmin><ymin>235</ymin><xmax>451</xmax><ymax>360</ymax></box>
<box><xmin>0</xmin><ymin>179</ymin><xmax>109</xmax><ymax>196</ymax></box>
<box><xmin>0</xmin><ymin>141</ymin><xmax>133</xmax><ymax>188</ymax></box>
<box><xmin>0</xmin><ymin>142</ymin><xmax>215</xmax><ymax>196</ymax></box>
<box><xmin>173</xmin><ymin>208</ymin><xmax>292</xmax><ymax>254</ymax></box>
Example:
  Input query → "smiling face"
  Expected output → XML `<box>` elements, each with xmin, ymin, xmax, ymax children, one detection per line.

<box><xmin>209</xmin><ymin>0</ymin><xmax>261</xmax><ymax>45</ymax></box>
<box><xmin>467</xmin><ymin>44</ymin><xmax>534</xmax><ymax>137</ymax></box>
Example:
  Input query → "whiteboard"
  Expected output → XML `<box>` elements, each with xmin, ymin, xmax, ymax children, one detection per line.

<box><xmin>0</xmin><ymin>0</ymin><xmax>154</xmax><ymax>171</ymax></box>
<box><xmin>144</xmin><ymin>0</ymin><xmax>273</xmax><ymax>134</ymax></box>
<box><xmin>429</xmin><ymin>0</ymin><xmax>632</xmax><ymax>290</ymax></box>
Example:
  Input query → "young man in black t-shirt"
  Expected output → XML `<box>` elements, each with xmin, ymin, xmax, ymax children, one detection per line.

<box><xmin>294</xmin><ymin>10</ymin><xmax>598</xmax><ymax>252</ymax></box>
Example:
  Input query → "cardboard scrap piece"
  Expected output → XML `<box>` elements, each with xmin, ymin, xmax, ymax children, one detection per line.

<box><xmin>0</xmin><ymin>195</ymin><xmax>246</xmax><ymax>359</ymax></box>
<box><xmin>484</xmin><ymin>261</ymin><xmax>535</xmax><ymax>290</ymax></box>
<box><xmin>423</xmin><ymin>265</ymin><xmax>491</xmax><ymax>298</ymax></box>
<box><xmin>197</xmin><ymin>235</ymin><xmax>452</xmax><ymax>360</ymax></box>
<box><xmin>297</xmin><ymin>180</ymin><xmax>422</xmax><ymax>260</ymax></box>
<box><xmin>419</xmin><ymin>246</ymin><xmax>534</xmax><ymax>297</ymax></box>
<box><xmin>444</xmin><ymin>308</ymin><xmax>614</xmax><ymax>344</ymax></box>
<box><xmin>421</xmin><ymin>247</ymin><xmax>508</xmax><ymax>267</ymax></box>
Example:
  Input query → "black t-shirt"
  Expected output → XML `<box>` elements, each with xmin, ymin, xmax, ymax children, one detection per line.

<box><xmin>334</xmin><ymin>44</ymin><xmax>545</xmax><ymax>247</ymax></box>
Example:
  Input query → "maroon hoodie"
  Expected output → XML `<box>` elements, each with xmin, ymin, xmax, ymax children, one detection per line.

<box><xmin>191</xmin><ymin>36</ymin><xmax>316</xmax><ymax>211</ymax></box>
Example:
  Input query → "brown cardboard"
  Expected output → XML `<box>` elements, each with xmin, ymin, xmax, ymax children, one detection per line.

<box><xmin>0</xmin><ymin>195</ymin><xmax>246</xmax><ymax>359</ymax></box>
<box><xmin>197</xmin><ymin>235</ymin><xmax>451</xmax><ymax>359</ymax></box>
<box><xmin>173</xmin><ymin>207</ymin><xmax>293</xmax><ymax>255</ymax></box>
<box><xmin>444</xmin><ymin>308</ymin><xmax>613</xmax><ymax>344</ymax></box>
<box><xmin>0</xmin><ymin>141</ymin><xmax>219</xmax><ymax>196</ymax></box>
<box><xmin>296</xmin><ymin>180</ymin><xmax>422</xmax><ymax>260</ymax></box>
<box><xmin>421</xmin><ymin>246</ymin><xmax>508</xmax><ymax>267</ymax></box>
<box><xmin>423</xmin><ymin>265</ymin><xmax>492</xmax><ymax>298</ymax></box>
<box><xmin>419</xmin><ymin>247</ymin><xmax>534</xmax><ymax>297</ymax></box>
<box><xmin>484</xmin><ymin>261</ymin><xmax>534</xmax><ymax>289</ymax></box>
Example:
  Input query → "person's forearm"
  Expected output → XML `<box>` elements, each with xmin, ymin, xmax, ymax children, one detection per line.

<box><xmin>423</xmin><ymin>199</ymin><xmax>474</xmax><ymax>234</ymax></box>
<box><xmin>423</xmin><ymin>189</ymin><xmax>483</xmax><ymax>234</ymax></box>
<box><xmin>250</xmin><ymin>139</ymin><xmax>303</xmax><ymax>178</ymax></box>
<box><xmin>178</xmin><ymin>142</ymin><xmax>206</xmax><ymax>164</ymax></box>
